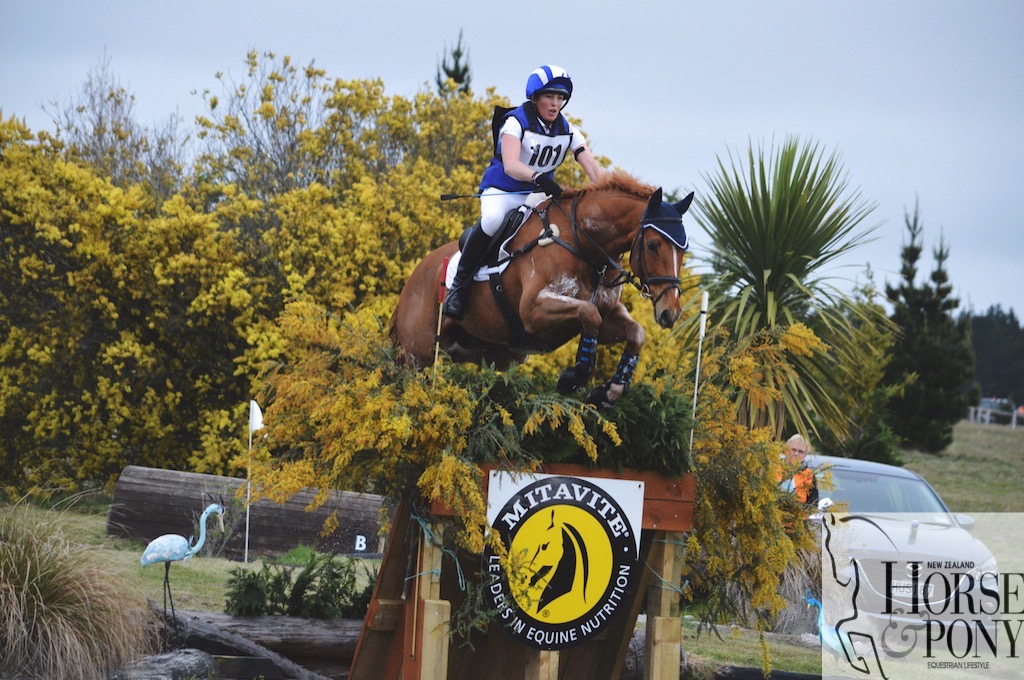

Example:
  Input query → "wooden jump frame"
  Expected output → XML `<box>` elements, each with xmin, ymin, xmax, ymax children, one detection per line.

<box><xmin>349</xmin><ymin>463</ymin><xmax>694</xmax><ymax>680</ymax></box>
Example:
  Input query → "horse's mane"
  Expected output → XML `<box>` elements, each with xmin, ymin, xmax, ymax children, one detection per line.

<box><xmin>564</xmin><ymin>170</ymin><xmax>657</xmax><ymax>200</ymax></box>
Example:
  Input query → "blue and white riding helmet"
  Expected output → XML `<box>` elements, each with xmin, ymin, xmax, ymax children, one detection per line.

<box><xmin>641</xmin><ymin>188</ymin><xmax>693</xmax><ymax>251</ymax></box>
<box><xmin>525</xmin><ymin>65</ymin><xmax>573</xmax><ymax>103</ymax></box>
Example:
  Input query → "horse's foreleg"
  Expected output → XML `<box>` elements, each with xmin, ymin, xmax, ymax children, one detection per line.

<box><xmin>587</xmin><ymin>305</ymin><xmax>646</xmax><ymax>408</ymax></box>
<box><xmin>520</xmin><ymin>291</ymin><xmax>604</xmax><ymax>395</ymax></box>
<box><xmin>586</xmin><ymin>351</ymin><xmax>637</xmax><ymax>408</ymax></box>
<box><xmin>556</xmin><ymin>332</ymin><xmax>599</xmax><ymax>394</ymax></box>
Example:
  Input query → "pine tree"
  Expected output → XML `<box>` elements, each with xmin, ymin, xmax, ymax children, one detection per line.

<box><xmin>884</xmin><ymin>202</ymin><xmax>979</xmax><ymax>452</ymax></box>
<box><xmin>970</xmin><ymin>305</ymin><xmax>1024</xmax><ymax>403</ymax></box>
<box><xmin>435</xmin><ymin>30</ymin><xmax>472</xmax><ymax>96</ymax></box>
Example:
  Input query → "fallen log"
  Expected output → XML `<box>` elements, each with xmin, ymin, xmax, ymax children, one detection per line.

<box><xmin>149</xmin><ymin>600</ymin><xmax>333</xmax><ymax>680</ymax></box>
<box><xmin>110</xmin><ymin>465</ymin><xmax>385</xmax><ymax>559</ymax></box>
<box><xmin>179</xmin><ymin>609</ymin><xmax>361</xmax><ymax>662</ymax></box>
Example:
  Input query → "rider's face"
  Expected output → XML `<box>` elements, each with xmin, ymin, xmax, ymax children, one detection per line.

<box><xmin>534</xmin><ymin>93</ymin><xmax>566</xmax><ymax>123</ymax></box>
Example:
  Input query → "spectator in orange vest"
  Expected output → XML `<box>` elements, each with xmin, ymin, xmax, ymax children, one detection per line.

<box><xmin>781</xmin><ymin>434</ymin><xmax>818</xmax><ymax>505</ymax></box>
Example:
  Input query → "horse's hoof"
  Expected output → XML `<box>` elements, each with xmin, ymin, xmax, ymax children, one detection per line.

<box><xmin>557</xmin><ymin>368</ymin><xmax>583</xmax><ymax>394</ymax></box>
<box><xmin>586</xmin><ymin>381</ymin><xmax>628</xmax><ymax>409</ymax></box>
<box><xmin>585</xmin><ymin>386</ymin><xmax>614</xmax><ymax>410</ymax></box>
<box><xmin>557</xmin><ymin>363</ymin><xmax>592</xmax><ymax>394</ymax></box>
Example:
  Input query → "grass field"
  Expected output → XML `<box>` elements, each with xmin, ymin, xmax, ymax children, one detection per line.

<box><xmin>5</xmin><ymin>419</ymin><xmax>1021</xmax><ymax>677</ymax></box>
<box><xmin>901</xmin><ymin>420</ymin><xmax>1024</xmax><ymax>512</ymax></box>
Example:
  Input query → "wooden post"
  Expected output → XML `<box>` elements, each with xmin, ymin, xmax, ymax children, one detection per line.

<box><xmin>646</xmin><ymin>531</ymin><xmax>684</xmax><ymax>618</ymax></box>
<box><xmin>420</xmin><ymin>599</ymin><xmax>451</xmax><ymax>679</ymax></box>
<box><xmin>404</xmin><ymin>523</ymin><xmax>448</xmax><ymax>680</ymax></box>
<box><xmin>525</xmin><ymin>650</ymin><xmax>559</xmax><ymax>680</ymax></box>
<box><xmin>645</xmin><ymin>530</ymin><xmax>684</xmax><ymax>680</ymax></box>
<box><xmin>647</xmin><ymin>617</ymin><xmax>682</xmax><ymax>678</ymax></box>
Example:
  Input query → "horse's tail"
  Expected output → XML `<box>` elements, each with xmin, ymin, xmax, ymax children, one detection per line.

<box><xmin>389</xmin><ymin>247</ymin><xmax>455</xmax><ymax>368</ymax></box>
<box><xmin>387</xmin><ymin>307</ymin><xmax>403</xmax><ymax>351</ymax></box>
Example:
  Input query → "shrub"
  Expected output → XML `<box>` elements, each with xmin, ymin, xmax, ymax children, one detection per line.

<box><xmin>221</xmin><ymin>566</ymin><xmax>269</xmax><ymax>617</ymax></box>
<box><xmin>276</xmin><ymin>543</ymin><xmax>319</xmax><ymax>566</ymax></box>
<box><xmin>225</xmin><ymin>551</ymin><xmax>373</xmax><ymax>619</ymax></box>
<box><xmin>0</xmin><ymin>504</ymin><xmax>157</xmax><ymax>680</ymax></box>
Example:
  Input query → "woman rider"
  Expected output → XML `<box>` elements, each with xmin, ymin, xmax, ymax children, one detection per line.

<box><xmin>443</xmin><ymin>64</ymin><xmax>606</xmax><ymax>319</ymax></box>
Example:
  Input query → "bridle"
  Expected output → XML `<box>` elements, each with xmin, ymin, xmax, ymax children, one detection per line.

<box><xmin>629</xmin><ymin>225</ymin><xmax>683</xmax><ymax>305</ymax></box>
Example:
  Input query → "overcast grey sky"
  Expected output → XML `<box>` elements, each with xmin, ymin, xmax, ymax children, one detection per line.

<box><xmin>2</xmin><ymin>1</ymin><xmax>1022</xmax><ymax>316</ymax></box>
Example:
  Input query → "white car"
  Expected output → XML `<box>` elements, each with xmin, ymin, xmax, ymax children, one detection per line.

<box><xmin>806</xmin><ymin>454</ymin><xmax>997</xmax><ymax>652</ymax></box>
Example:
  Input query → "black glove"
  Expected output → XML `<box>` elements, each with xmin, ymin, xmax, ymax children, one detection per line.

<box><xmin>533</xmin><ymin>173</ymin><xmax>562</xmax><ymax>198</ymax></box>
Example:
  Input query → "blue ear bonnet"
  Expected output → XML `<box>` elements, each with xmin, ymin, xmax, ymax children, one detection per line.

<box><xmin>642</xmin><ymin>188</ymin><xmax>693</xmax><ymax>250</ymax></box>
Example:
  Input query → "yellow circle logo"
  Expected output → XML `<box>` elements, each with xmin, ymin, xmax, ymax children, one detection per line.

<box><xmin>508</xmin><ymin>505</ymin><xmax>613</xmax><ymax>624</ymax></box>
<box><xmin>483</xmin><ymin>476</ymin><xmax>639</xmax><ymax>650</ymax></box>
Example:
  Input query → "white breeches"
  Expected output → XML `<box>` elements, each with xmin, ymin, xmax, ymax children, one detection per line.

<box><xmin>480</xmin><ymin>188</ymin><xmax>528</xmax><ymax>236</ymax></box>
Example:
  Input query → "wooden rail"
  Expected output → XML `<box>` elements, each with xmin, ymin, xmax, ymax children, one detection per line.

<box><xmin>968</xmin><ymin>406</ymin><xmax>1019</xmax><ymax>428</ymax></box>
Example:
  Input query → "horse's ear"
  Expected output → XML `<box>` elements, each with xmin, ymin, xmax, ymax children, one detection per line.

<box><xmin>674</xmin><ymin>191</ymin><xmax>694</xmax><ymax>216</ymax></box>
<box><xmin>646</xmin><ymin>188</ymin><xmax>664</xmax><ymax>213</ymax></box>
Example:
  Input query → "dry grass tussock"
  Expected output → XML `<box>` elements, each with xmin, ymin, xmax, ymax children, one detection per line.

<box><xmin>721</xmin><ymin>545</ymin><xmax>820</xmax><ymax>635</ymax></box>
<box><xmin>0</xmin><ymin>503</ymin><xmax>158</xmax><ymax>680</ymax></box>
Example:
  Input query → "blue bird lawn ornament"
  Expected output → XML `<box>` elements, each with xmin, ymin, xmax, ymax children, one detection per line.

<box><xmin>807</xmin><ymin>588</ymin><xmax>891</xmax><ymax>676</ymax></box>
<box><xmin>141</xmin><ymin>503</ymin><xmax>224</xmax><ymax>619</ymax></box>
<box><xmin>805</xmin><ymin>593</ymin><xmax>854</xmax><ymax>661</ymax></box>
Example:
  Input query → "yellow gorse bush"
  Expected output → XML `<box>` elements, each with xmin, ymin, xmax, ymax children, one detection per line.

<box><xmin>249</xmin><ymin>298</ymin><xmax>629</xmax><ymax>553</ymax></box>
<box><xmin>684</xmin><ymin>329</ymin><xmax>818</xmax><ymax>673</ymax></box>
<box><xmin>4</xmin><ymin>53</ymin><xmax>839</xmax><ymax>671</ymax></box>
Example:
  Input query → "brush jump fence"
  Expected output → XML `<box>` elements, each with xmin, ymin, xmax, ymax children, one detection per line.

<box><xmin>349</xmin><ymin>463</ymin><xmax>696</xmax><ymax>680</ymax></box>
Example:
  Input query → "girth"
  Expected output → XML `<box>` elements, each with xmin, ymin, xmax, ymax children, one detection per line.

<box><xmin>487</xmin><ymin>272</ymin><xmax>560</xmax><ymax>353</ymax></box>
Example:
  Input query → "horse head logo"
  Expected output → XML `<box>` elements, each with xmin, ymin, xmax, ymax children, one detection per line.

<box><xmin>525</xmin><ymin>509</ymin><xmax>591</xmax><ymax>613</ymax></box>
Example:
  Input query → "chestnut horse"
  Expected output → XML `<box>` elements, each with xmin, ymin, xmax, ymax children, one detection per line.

<box><xmin>389</xmin><ymin>172</ymin><xmax>692</xmax><ymax>407</ymax></box>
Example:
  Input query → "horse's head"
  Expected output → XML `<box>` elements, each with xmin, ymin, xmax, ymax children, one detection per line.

<box><xmin>520</xmin><ymin>509</ymin><xmax>590</xmax><ymax>614</ymax></box>
<box><xmin>631</xmin><ymin>188</ymin><xmax>693</xmax><ymax>328</ymax></box>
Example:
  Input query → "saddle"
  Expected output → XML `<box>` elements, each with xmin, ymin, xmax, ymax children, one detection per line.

<box><xmin>457</xmin><ymin>208</ymin><xmax>526</xmax><ymax>269</ymax></box>
<box><xmin>450</xmin><ymin>203</ymin><xmax>560</xmax><ymax>353</ymax></box>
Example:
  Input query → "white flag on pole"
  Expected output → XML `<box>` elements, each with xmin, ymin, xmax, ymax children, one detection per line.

<box><xmin>249</xmin><ymin>399</ymin><xmax>263</xmax><ymax>434</ymax></box>
<box><xmin>245</xmin><ymin>399</ymin><xmax>263</xmax><ymax>564</ymax></box>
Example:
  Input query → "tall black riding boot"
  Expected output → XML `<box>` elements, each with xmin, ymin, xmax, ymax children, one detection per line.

<box><xmin>443</xmin><ymin>222</ymin><xmax>491</xmax><ymax>320</ymax></box>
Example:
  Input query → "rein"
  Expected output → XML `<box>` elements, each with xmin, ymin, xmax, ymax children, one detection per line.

<box><xmin>540</xmin><ymin>193</ymin><xmax>682</xmax><ymax>303</ymax></box>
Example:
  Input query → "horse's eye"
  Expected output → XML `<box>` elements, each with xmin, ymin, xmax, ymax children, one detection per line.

<box><xmin>646</xmin><ymin>239</ymin><xmax>659</xmax><ymax>253</ymax></box>
<box><xmin>540</xmin><ymin>542</ymin><xmax>550</xmax><ymax>550</ymax></box>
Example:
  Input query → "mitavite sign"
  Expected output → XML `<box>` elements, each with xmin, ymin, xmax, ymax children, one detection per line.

<box><xmin>482</xmin><ymin>471</ymin><xmax>644</xmax><ymax>650</ymax></box>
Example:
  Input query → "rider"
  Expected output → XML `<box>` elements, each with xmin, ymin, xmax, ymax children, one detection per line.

<box><xmin>442</xmin><ymin>64</ymin><xmax>606</xmax><ymax>319</ymax></box>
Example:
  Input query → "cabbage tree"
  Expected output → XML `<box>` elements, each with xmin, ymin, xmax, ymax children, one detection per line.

<box><xmin>693</xmin><ymin>136</ymin><xmax>886</xmax><ymax>439</ymax></box>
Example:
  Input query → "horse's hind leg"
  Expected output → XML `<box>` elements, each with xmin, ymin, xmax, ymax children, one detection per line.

<box><xmin>444</xmin><ymin>325</ymin><xmax>526</xmax><ymax>370</ymax></box>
